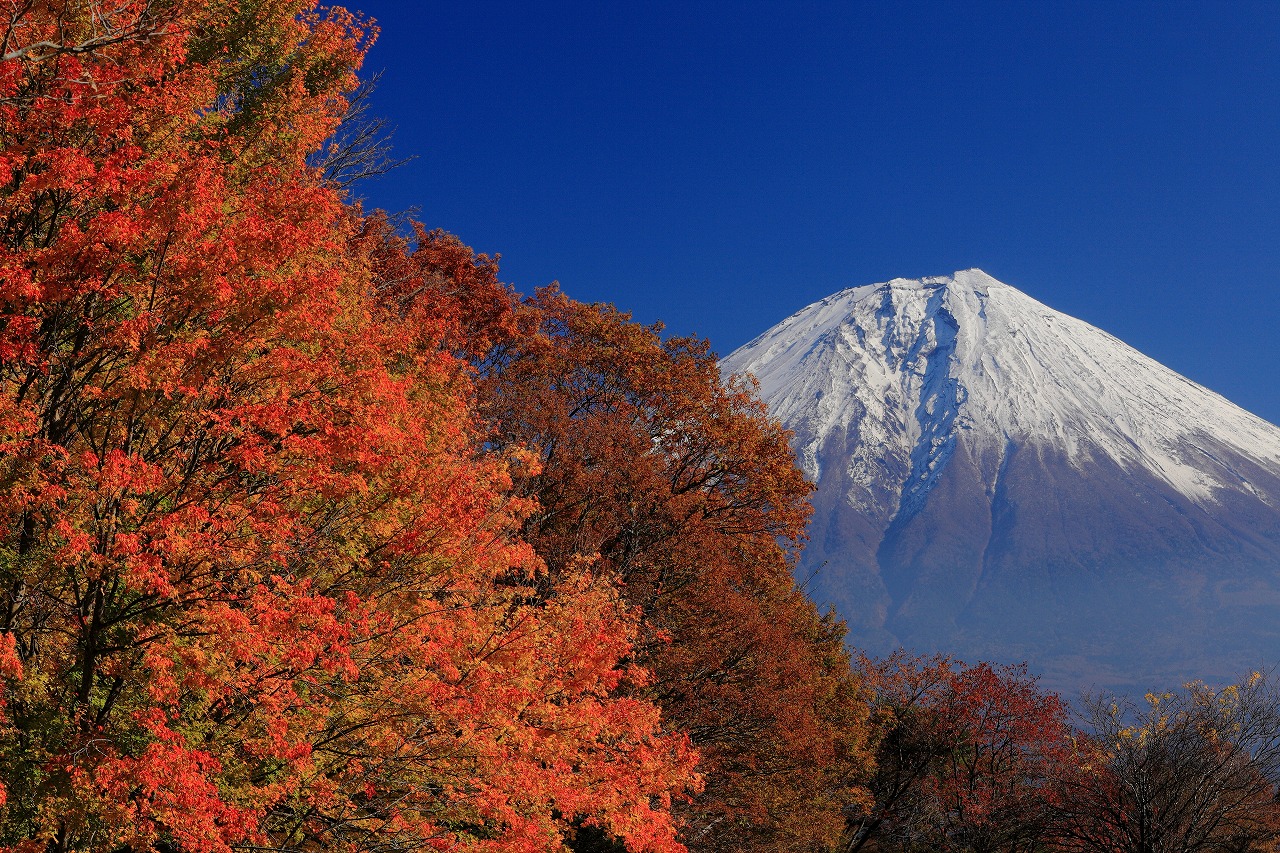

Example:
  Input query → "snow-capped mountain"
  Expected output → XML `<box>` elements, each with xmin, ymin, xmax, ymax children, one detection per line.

<box><xmin>723</xmin><ymin>269</ymin><xmax>1280</xmax><ymax>695</ymax></box>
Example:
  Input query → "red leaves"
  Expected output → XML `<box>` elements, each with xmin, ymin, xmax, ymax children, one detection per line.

<box><xmin>93</xmin><ymin>723</ymin><xmax>256</xmax><ymax>853</ymax></box>
<box><xmin>475</xmin><ymin>288</ymin><xmax>874</xmax><ymax>852</ymax></box>
<box><xmin>0</xmin><ymin>5</ymin><xmax>701</xmax><ymax>852</ymax></box>
<box><xmin>853</xmin><ymin>653</ymin><xmax>1072</xmax><ymax>852</ymax></box>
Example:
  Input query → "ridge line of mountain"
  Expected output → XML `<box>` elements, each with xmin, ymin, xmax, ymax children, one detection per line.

<box><xmin>723</xmin><ymin>269</ymin><xmax>1280</xmax><ymax>695</ymax></box>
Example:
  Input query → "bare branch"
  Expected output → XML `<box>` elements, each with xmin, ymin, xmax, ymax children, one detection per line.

<box><xmin>1</xmin><ymin>0</ymin><xmax>170</xmax><ymax>64</ymax></box>
<box><xmin>312</xmin><ymin>70</ymin><xmax>415</xmax><ymax>191</ymax></box>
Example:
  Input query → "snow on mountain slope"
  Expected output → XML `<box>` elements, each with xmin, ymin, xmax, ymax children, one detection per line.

<box><xmin>723</xmin><ymin>269</ymin><xmax>1280</xmax><ymax>695</ymax></box>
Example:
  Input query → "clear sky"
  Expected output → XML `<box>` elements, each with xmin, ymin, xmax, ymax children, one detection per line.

<box><xmin>347</xmin><ymin>0</ymin><xmax>1280</xmax><ymax>425</ymax></box>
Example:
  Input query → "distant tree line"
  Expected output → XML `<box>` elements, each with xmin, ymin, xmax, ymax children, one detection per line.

<box><xmin>850</xmin><ymin>656</ymin><xmax>1280</xmax><ymax>853</ymax></box>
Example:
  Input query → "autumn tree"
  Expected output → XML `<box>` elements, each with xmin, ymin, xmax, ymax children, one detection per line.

<box><xmin>1054</xmin><ymin>674</ymin><xmax>1280</xmax><ymax>853</ymax></box>
<box><xmin>850</xmin><ymin>654</ymin><xmax>1071</xmax><ymax>853</ymax></box>
<box><xmin>0</xmin><ymin>3</ymin><xmax>698</xmax><ymax>851</ymax></box>
<box><xmin>447</xmin><ymin>284</ymin><xmax>876</xmax><ymax>853</ymax></box>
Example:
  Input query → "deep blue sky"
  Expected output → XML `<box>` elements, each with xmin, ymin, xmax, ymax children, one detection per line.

<box><xmin>348</xmin><ymin>0</ymin><xmax>1280</xmax><ymax>424</ymax></box>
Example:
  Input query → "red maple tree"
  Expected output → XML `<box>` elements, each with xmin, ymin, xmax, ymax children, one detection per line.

<box><xmin>0</xmin><ymin>3</ymin><xmax>698</xmax><ymax>851</ymax></box>
<box><xmin>851</xmin><ymin>653</ymin><xmax>1071</xmax><ymax>852</ymax></box>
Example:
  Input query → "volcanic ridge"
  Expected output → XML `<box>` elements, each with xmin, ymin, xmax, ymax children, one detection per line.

<box><xmin>723</xmin><ymin>269</ymin><xmax>1280</xmax><ymax>694</ymax></box>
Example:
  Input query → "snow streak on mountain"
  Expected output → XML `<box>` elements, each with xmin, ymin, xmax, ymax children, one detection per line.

<box><xmin>723</xmin><ymin>270</ymin><xmax>1280</xmax><ymax>694</ymax></box>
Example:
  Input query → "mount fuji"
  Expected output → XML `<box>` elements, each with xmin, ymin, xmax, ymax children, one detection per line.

<box><xmin>722</xmin><ymin>269</ymin><xmax>1280</xmax><ymax>695</ymax></box>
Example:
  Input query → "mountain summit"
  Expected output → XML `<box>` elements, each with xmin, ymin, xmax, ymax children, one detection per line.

<box><xmin>723</xmin><ymin>269</ymin><xmax>1280</xmax><ymax>693</ymax></box>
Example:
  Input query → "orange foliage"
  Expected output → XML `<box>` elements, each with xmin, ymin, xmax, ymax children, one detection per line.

<box><xmin>474</xmin><ymin>287</ymin><xmax>875</xmax><ymax>852</ymax></box>
<box><xmin>0</xmin><ymin>3</ymin><xmax>696</xmax><ymax>852</ymax></box>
